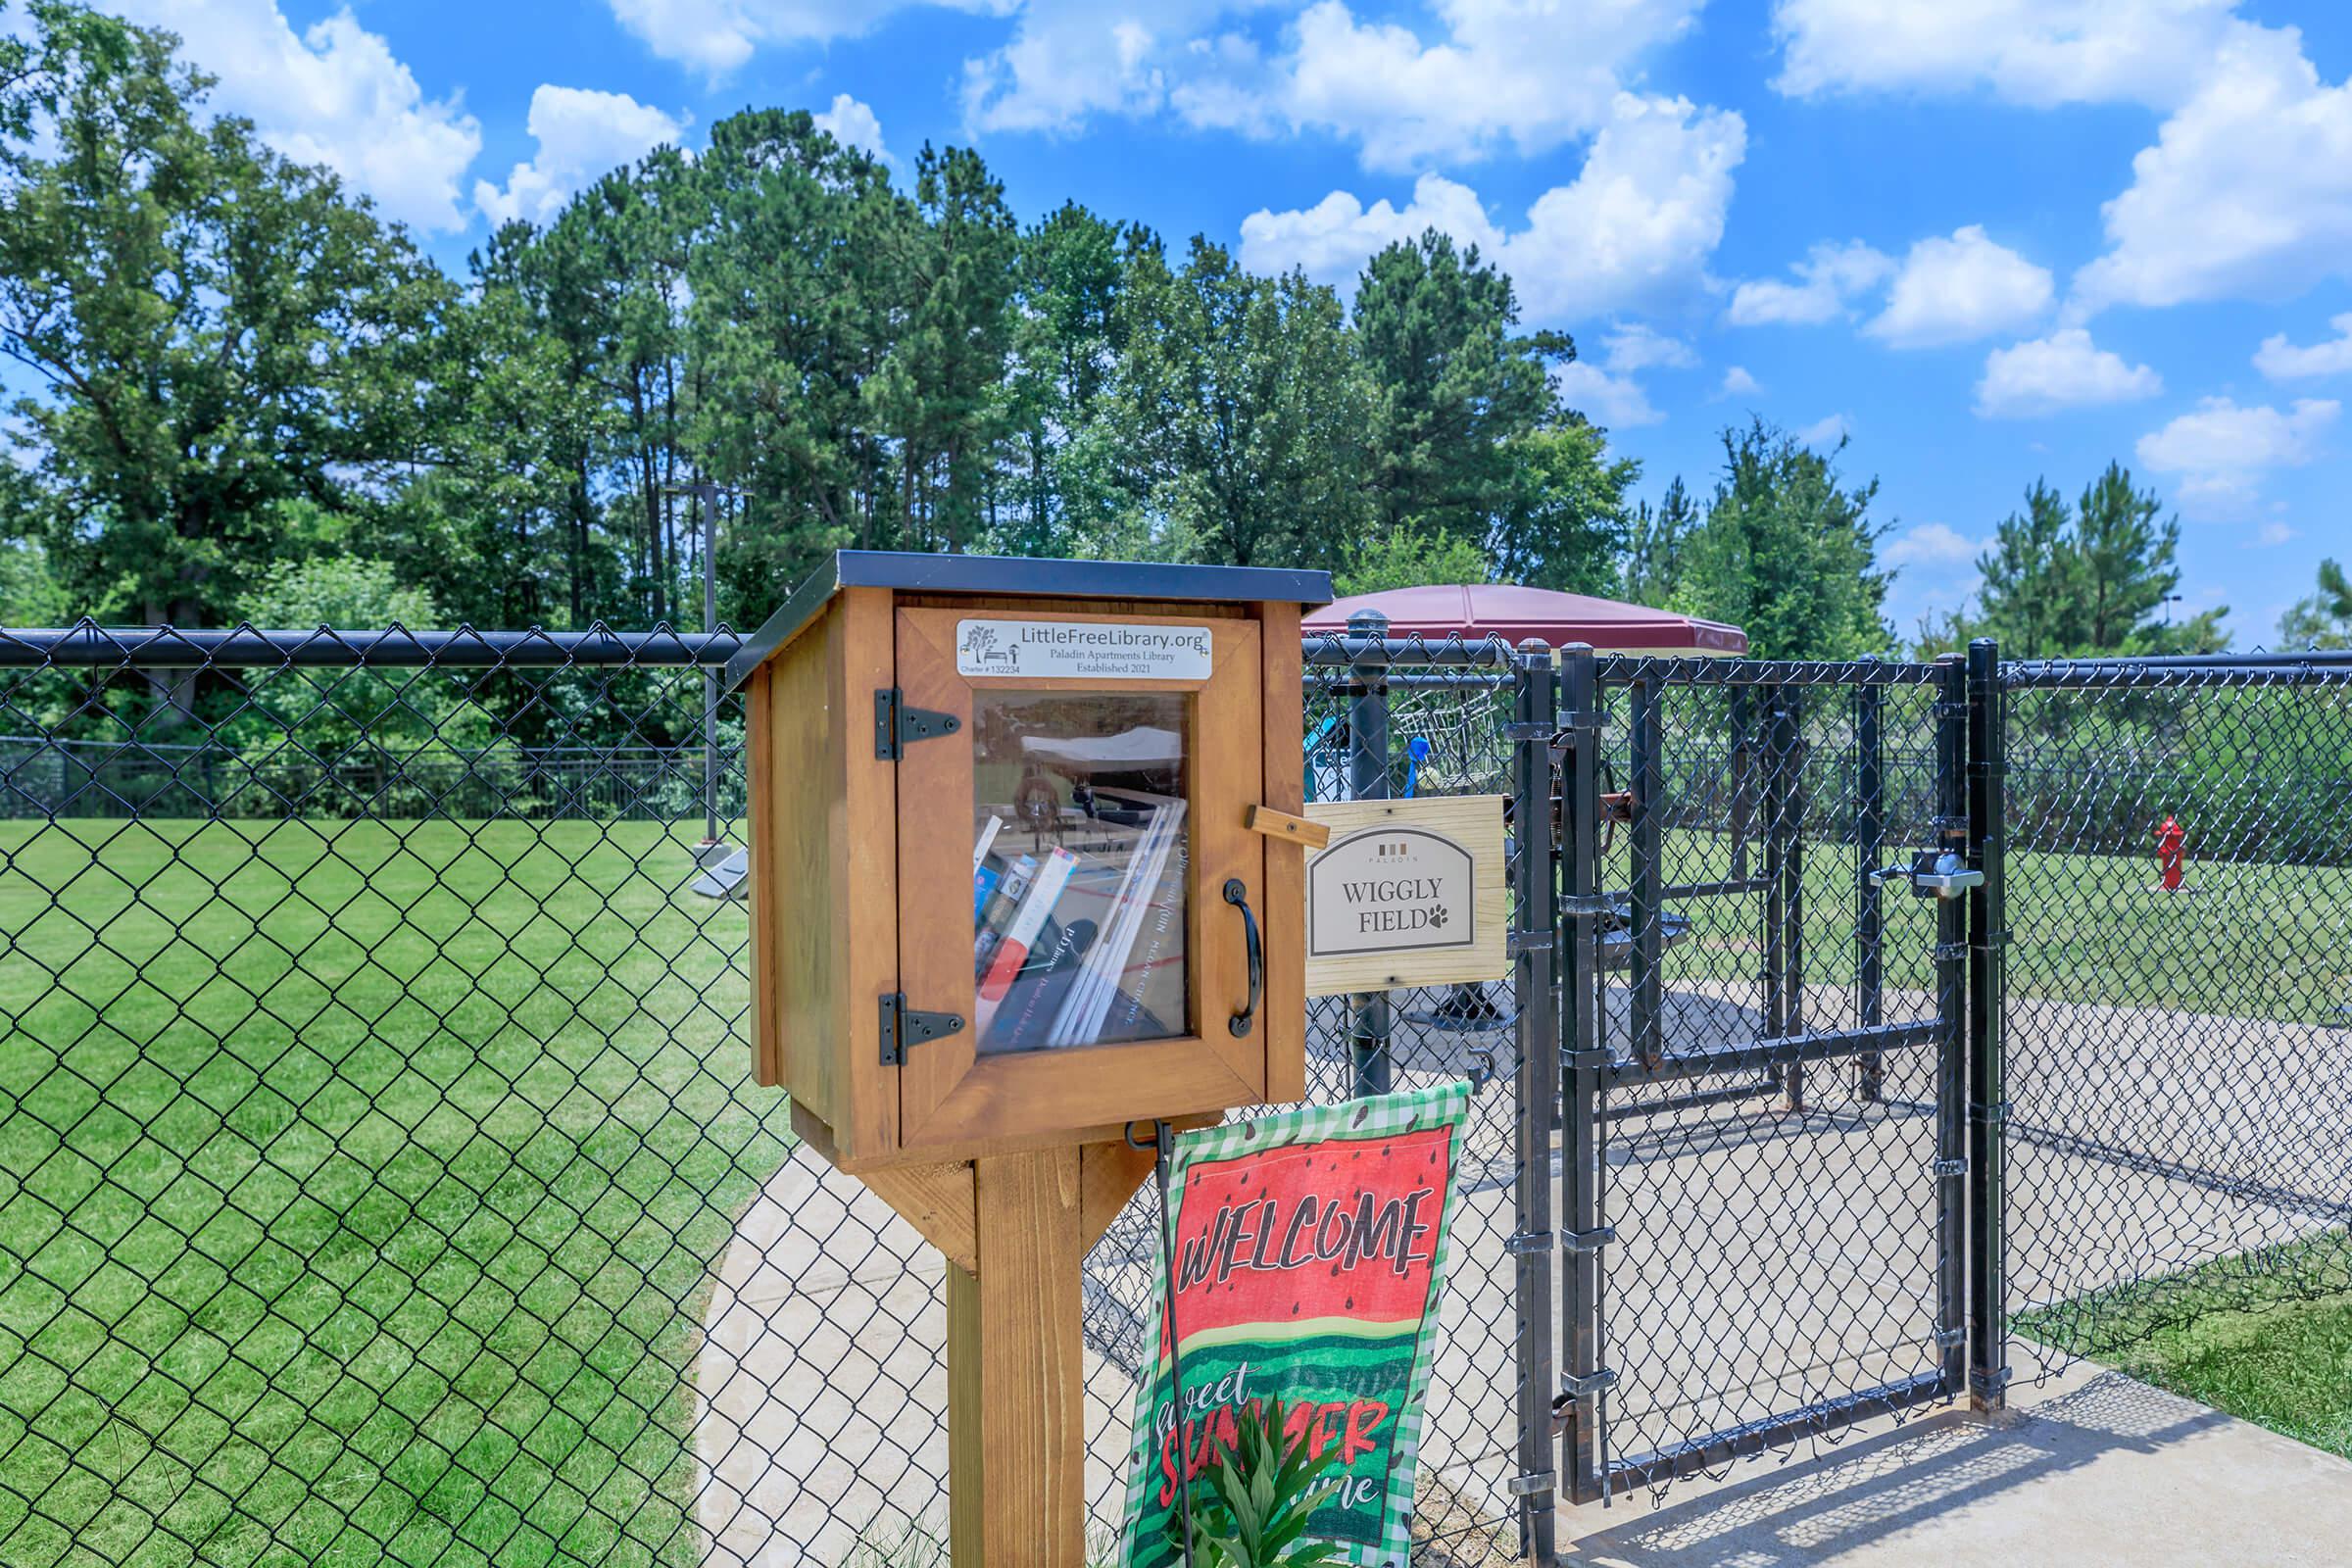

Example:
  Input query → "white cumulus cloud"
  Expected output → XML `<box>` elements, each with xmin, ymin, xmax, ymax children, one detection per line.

<box><xmin>2255</xmin><ymin>313</ymin><xmax>2352</xmax><ymax>380</ymax></box>
<box><xmin>111</xmin><ymin>0</ymin><xmax>481</xmax><ymax>232</ymax></box>
<box><xmin>1274</xmin><ymin>0</ymin><xmax>1704</xmax><ymax>171</ymax></box>
<box><xmin>1770</xmin><ymin>0</ymin><xmax>2237</xmax><ymax>110</ymax></box>
<box><xmin>1553</xmin><ymin>362</ymin><xmax>1662</xmax><ymax>428</ymax></box>
<box><xmin>1771</xmin><ymin>6</ymin><xmax>2352</xmax><ymax>322</ymax></box>
<box><xmin>961</xmin><ymin>0</ymin><xmax>1704</xmax><ymax>169</ymax></box>
<box><xmin>1866</xmin><ymin>226</ymin><xmax>2053</xmax><ymax>349</ymax></box>
<box><xmin>2135</xmin><ymin>395</ymin><xmax>2339</xmax><ymax>518</ymax></box>
<box><xmin>813</xmin><ymin>93</ymin><xmax>891</xmax><ymax>162</ymax></box>
<box><xmin>475</xmin><ymin>87</ymin><xmax>685</xmax><ymax>228</ymax></box>
<box><xmin>1239</xmin><ymin>93</ymin><xmax>1745</xmax><ymax>321</ymax></box>
<box><xmin>1726</xmin><ymin>240</ymin><xmax>1893</xmax><ymax>327</ymax></box>
<box><xmin>2073</xmin><ymin>24</ymin><xmax>2352</xmax><ymax>314</ymax></box>
<box><xmin>1716</xmin><ymin>366</ymin><xmax>1762</xmax><ymax>398</ymax></box>
<box><xmin>1884</xmin><ymin>520</ymin><xmax>1984</xmax><ymax>569</ymax></box>
<box><xmin>1797</xmin><ymin>413</ymin><xmax>1852</xmax><ymax>446</ymax></box>
<box><xmin>1600</xmin><ymin>322</ymin><xmax>1698</xmax><ymax>371</ymax></box>
<box><xmin>1975</xmin><ymin>328</ymin><xmax>2162</xmax><ymax>417</ymax></box>
<box><xmin>608</xmin><ymin>0</ymin><xmax>999</xmax><ymax>75</ymax></box>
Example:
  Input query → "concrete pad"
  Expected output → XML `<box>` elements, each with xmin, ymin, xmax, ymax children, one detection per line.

<box><xmin>686</xmin><ymin>974</ymin><xmax>2351</xmax><ymax>1563</ymax></box>
<box><xmin>1563</xmin><ymin>1363</ymin><xmax>2352</xmax><ymax>1567</ymax></box>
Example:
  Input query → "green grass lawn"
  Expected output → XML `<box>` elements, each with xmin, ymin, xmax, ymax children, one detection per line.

<box><xmin>4</xmin><ymin>794</ymin><xmax>2347</xmax><ymax>1568</ymax></box>
<box><xmin>0</xmin><ymin>816</ymin><xmax>782</xmax><ymax>1568</ymax></box>
<box><xmin>1615</xmin><ymin>825</ymin><xmax>2352</xmax><ymax>1027</ymax></box>
<box><xmin>2016</xmin><ymin>1233</ymin><xmax>2352</xmax><ymax>1460</ymax></box>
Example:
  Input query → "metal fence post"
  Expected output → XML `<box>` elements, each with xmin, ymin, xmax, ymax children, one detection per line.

<box><xmin>1628</xmin><ymin>674</ymin><xmax>1663</xmax><ymax>1069</ymax></box>
<box><xmin>1509</xmin><ymin>641</ymin><xmax>1560</xmax><ymax>1563</ymax></box>
<box><xmin>1765</xmin><ymin>685</ymin><xmax>1807</xmax><ymax>1110</ymax></box>
<box><xmin>1347</xmin><ymin>609</ymin><xmax>1393</xmax><ymax>1099</ymax></box>
<box><xmin>1855</xmin><ymin>665</ymin><xmax>1885</xmax><ymax>1103</ymax></box>
<box><xmin>1933</xmin><ymin>655</ymin><xmax>1970</xmax><ymax>1398</ymax></box>
<box><xmin>1966</xmin><ymin>637</ymin><xmax>2011</xmax><ymax>1410</ymax></box>
<box><xmin>1558</xmin><ymin>643</ymin><xmax>1606</xmax><ymax>1505</ymax></box>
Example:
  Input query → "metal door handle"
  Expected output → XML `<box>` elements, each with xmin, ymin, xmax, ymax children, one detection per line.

<box><xmin>1223</xmin><ymin>878</ymin><xmax>1261</xmax><ymax>1039</ymax></box>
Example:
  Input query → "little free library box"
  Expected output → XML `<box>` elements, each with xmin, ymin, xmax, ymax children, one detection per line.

<box><xmin>724</xmin><ymin>550</ymin><xmax>1333</xmax><ymax>1168</ymax></box>
<box><xmin>725</xmin><ymin>551</ymin><xmax>1332</xmax><ymax>1563</ymax></box>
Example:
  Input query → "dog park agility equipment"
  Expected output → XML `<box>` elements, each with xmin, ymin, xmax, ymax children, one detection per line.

<box><xmin>724</xmin><ymin>550</ymin><xmax>1331</xmax><ymax>1563</ymax></box>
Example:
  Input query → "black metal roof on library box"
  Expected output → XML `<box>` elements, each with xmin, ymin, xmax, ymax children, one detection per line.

<box><xmin>723</xmin><ymin>550</ymin><xmax>1333</xmax><ymax>691</ymax></box>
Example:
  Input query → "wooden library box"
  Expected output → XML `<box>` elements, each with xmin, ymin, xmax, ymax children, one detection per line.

<box><xmin>724</xmin><ymin>551</ymin><xmax>1331</xmax><ymax>1170</ymax></box>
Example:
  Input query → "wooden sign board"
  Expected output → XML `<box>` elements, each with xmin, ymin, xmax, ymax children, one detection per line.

<box><xmin>1302</xmin><ymin>795</ymin><xmax>1508</xmax><ymax>996</ymax></box>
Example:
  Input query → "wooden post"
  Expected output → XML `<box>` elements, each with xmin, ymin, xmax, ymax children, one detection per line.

<box><xmin>949</xmin><ymin>1146</ymin><xmax>1088</xmax><ymax>1565</ymax></box>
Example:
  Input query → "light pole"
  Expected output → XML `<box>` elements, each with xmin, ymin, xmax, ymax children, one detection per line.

<box><xmin>663</xmin><ymin>479</ymin><xmax>745</xmax><ymax>881</ymax></box>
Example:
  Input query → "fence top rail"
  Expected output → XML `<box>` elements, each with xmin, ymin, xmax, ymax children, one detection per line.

<box><xmin>2002</xmin><ymin>650</ymin><xmax>2352</xmax><ymax>688</ymax></box>
<box><xmin>1592</xmin><ymin>653</ymin><xmax>1946</xmax><ymax>688</ymax></box>
<box><xmin>1300</xmin><ymin>631</ymin><xmax>1520</xmax><ymax>669</ymax></box>
<box><xmin>0</xmin><ymin>624</ymin><xmax>745</xmax><ymax>669</ymax></box>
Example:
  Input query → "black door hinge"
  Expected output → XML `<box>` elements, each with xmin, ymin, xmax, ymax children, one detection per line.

<box><xmin>879</xmin><ymin>993</ymin><xmax>965</xmax><ymax>1066</ymax></box>
<box><xmin>874</xmin><ymin>688</ymin><xmax>961</xmax><ymax>760</ymax></box>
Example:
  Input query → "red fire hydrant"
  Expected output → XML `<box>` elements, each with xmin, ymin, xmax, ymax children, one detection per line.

<box><xmin>2154</xmin><ymin>814</ymin><xmax>2186</xmax><ymax>891</ymax></box>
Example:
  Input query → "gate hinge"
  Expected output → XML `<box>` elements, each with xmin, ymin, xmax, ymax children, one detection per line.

<box><xmin>1508</xmin><ymin>926</ymin><xmax>1554</xmax><ymax>956</ymax></box>
<box><xmin>1930</xmin><ymin>1156</ymin><xmax>1967</xmax><ymax>1179</ymax></box>
<box><xmin>1560</xmin><ymin>893</ymin><xmax>1615</xmax><ymax>917</ymax></box>
<box><xmin>879</xmin><ymin>993</ymin><xmax>965</xmax><ymax>1066</ymax></box>
<box><xmin>1559</xmin><ymin>1368</ymin><xmax>1618</xmax><ymax>1398</ymax></box>
<box><xmin>1933</xmin><ymin>941</ymin><xmax>1968</xmax><ymax>963</ymax></box>
<box><xmin>1563</xmin><ymin>1225</ymin><xmax>1616</xmax><ymax>1254</ymax></box>
<box><xmin>1933</xmin><ymin>1325</ymin><xmax>1966</xmax><ymax>1349</ymax></box>
<box><xmin>1972</xmin><ymin>927</ymin><xmax>2011</xmax><ymax>952</ymax></box>
<box><xmin>1500</xmin><ymin>719</ymin><xmax>1553</xmax><ymax>741</ymax></box>
<box><xmin>1503</xmin><ymin>1229</ymin><xmax>1555</xmax><ymax>1255</ymax></box>
<box><xmin>1970</xmin><ymin>1100</ymin><xmax>2010</xmax><ymax>1127</ymax></box>
<box><xmin>1970</xmin><ymin>1365</ymin><xmax>2013</xmax><ymax>1401</ymax></box>
<box><xmin>1506</xmin><ymin>1469</ymin><xmax>1557</xmax><ymax>1498</ymax></box>
<box><xmin>873</xmin><ymin>688</ymin><xmax>961</xmax><ymax>760</ymax></box>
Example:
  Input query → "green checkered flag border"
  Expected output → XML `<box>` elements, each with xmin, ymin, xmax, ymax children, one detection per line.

<box><xmin>1117</xmin><ymin>1080</ymin><xmax>1475</xmax><ymax>1567</ymax></box>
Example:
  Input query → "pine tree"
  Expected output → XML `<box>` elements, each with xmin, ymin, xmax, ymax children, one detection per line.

<box><xmin>1674</xmin><ymin>420</ymin><xmax>1890</xmax><ymax>660</ymax></box>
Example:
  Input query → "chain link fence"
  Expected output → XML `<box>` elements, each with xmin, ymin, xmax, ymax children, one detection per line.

<box><xmin>0</xmin><ymin>622</ymin><xmax>1552</xmax><ymax>1568</ymax></box>
<box><xmin>11</xmin><ymin>620</ymin><xmax>2352</xmax><ymax>1567</ymax></box>
<box><xmin>1999</xmin><ymin>654</ymin><xmax>2352</xmax><ymax>1377</ymax></box>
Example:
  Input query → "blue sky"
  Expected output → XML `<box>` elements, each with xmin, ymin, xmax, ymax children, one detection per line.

<box><xmin>115</xmin><ymin>0</ymin><xmax>2352</xmax><ymax>645</ymax></box>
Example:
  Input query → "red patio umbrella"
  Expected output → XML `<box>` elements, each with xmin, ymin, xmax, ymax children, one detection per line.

<box><xmin>1303</xmin><ymin>583</ymin><xmax>1747</xmax><ymax>656</ymax></box>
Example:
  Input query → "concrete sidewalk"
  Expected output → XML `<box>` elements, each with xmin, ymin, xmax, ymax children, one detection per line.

<box><xmin>1562</xmin><ymin>1363</ymin><xmax>2352</xmax><ymax>1566</ymax></box>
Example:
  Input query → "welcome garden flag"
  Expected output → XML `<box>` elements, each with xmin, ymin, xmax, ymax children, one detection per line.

<box><xmin>1117</xmin><ymin>1082</ymin><xmax>1471</xmax><ymax>1567</ymax></box>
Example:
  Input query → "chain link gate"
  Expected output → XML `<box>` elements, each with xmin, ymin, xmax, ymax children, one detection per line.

<box><xmin>1548</xmin><ymin>649</ymin><xmax>2003</xmax><ymax>1503</ymax></box>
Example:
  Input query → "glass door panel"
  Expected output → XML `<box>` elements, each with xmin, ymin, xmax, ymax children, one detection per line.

<box><xmin>971</xmin><ymin>690</ymin><xmax>1192</xmax><ymax>1053</ymax></box>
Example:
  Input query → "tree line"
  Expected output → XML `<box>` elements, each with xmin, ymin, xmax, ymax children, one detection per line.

<box><xmin>0</xmin><ymin>2</ymin><xmax>2330</xmax><ymax>666</ymax></box>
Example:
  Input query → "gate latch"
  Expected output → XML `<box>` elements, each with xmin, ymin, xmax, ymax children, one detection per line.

<box><xmin>1870</xmin><ymin>850</ymin><xmax>1984</xmax><ymax>901</ymax></box>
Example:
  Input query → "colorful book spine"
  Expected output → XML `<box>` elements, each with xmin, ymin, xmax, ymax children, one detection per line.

<box><xmin>974</xmin><ymin>853</ymin><xmax>1038</xmax><ymax>973</ymax></box>
<box><xmin>975</xmin><ymin>846</ymin><xmax>1078</xmax><ymax>1036</ymax></box>
<box><xmin>996</xmin><ymin>917</ymin><xmax>1093</xmax><ymax>1050</ymax></box>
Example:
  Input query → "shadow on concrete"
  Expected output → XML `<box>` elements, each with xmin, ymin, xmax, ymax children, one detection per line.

<box><xmin>1566</xmin><ymin>1373</ymin><xmax>2228</xmax><ymax>1566</ymax></box>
